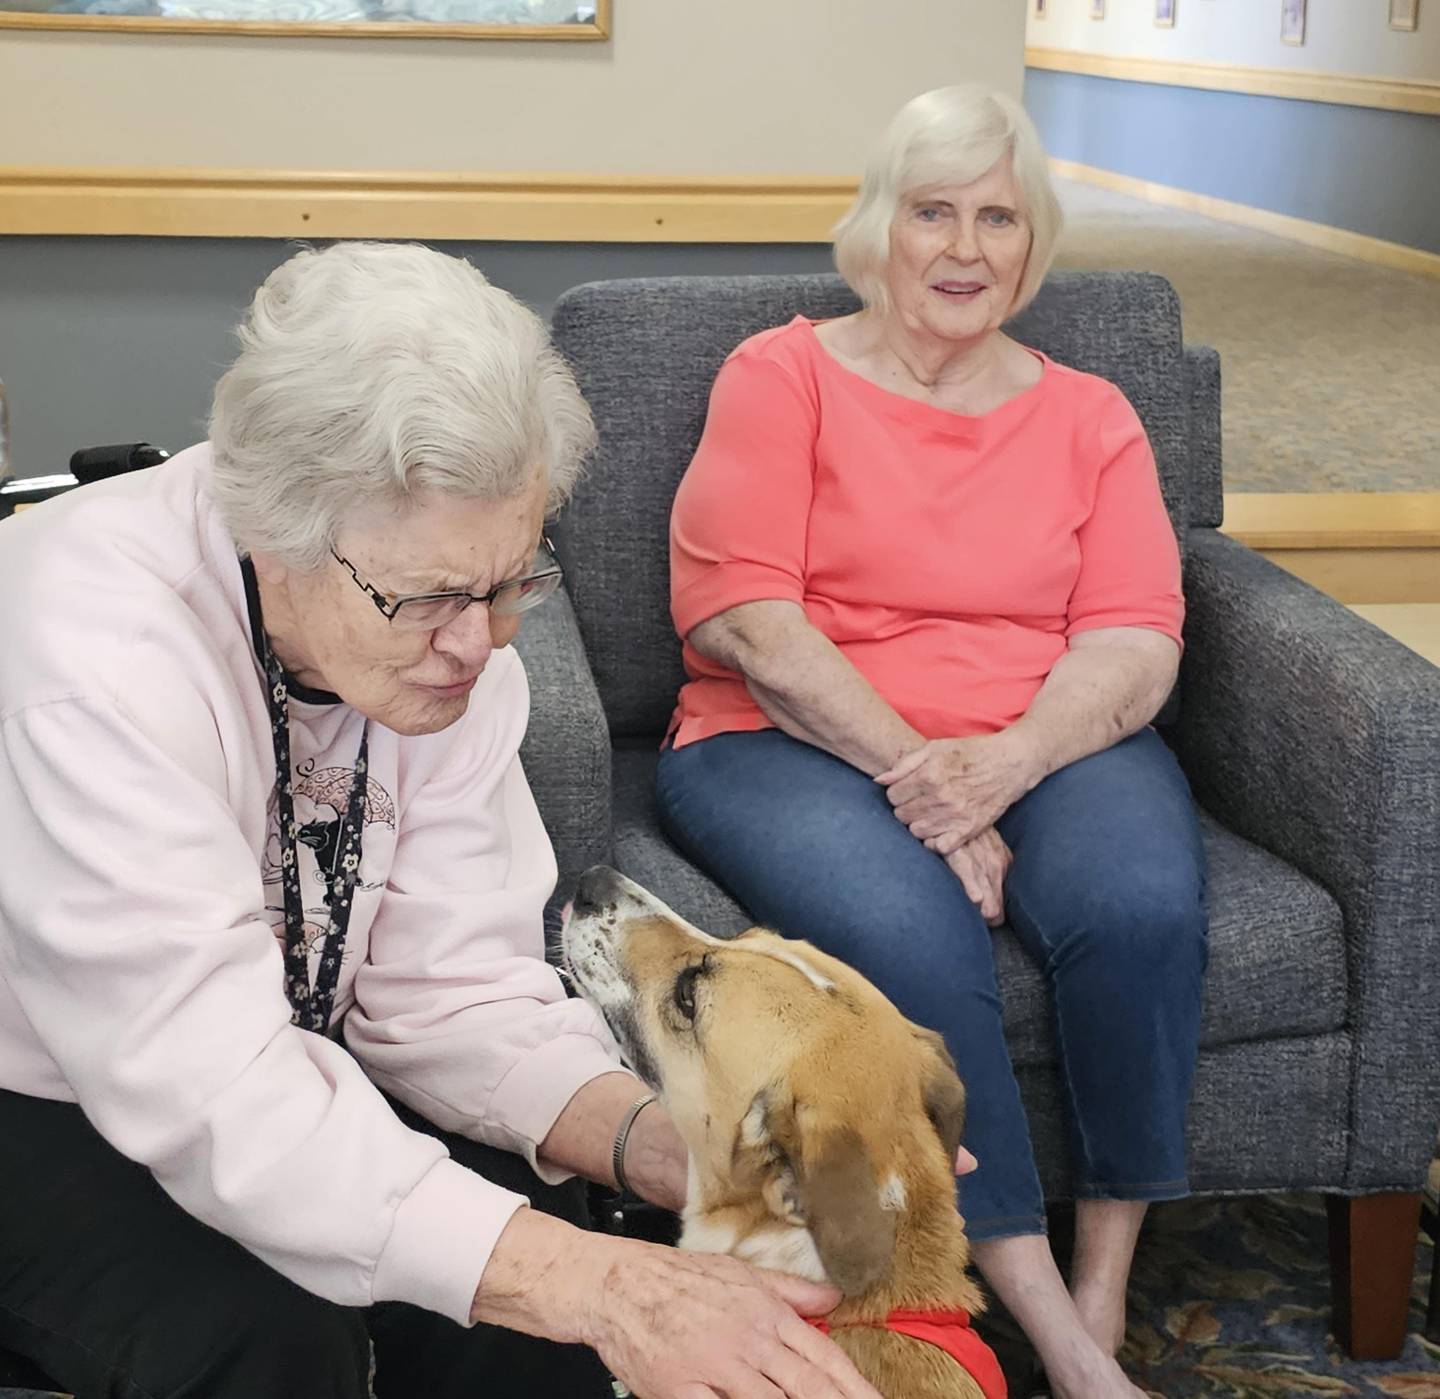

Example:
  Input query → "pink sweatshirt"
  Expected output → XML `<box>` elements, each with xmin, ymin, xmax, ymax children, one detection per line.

<box><xmin>0</xmin><ymin>445</ymin><xmax>622</xmax><ymax>1325</ymax></box>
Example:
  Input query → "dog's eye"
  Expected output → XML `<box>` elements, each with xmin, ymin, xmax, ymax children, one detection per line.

<box><xmin>673</xmin><ymin>962</ymin><xmax>704</xmax><ymax>1022</ymax></box>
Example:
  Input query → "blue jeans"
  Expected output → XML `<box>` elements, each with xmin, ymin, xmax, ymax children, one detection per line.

<box><xmin>655</xmin><ymin>727</ymin><xmax>1208</xmax><ymax>1240</ymax></box>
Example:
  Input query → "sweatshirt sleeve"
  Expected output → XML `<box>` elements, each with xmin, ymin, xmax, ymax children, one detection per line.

<box><xmin>1065</xmin><ymin>386</ymin><xmax>1185</xmax><ymax>646</ymax></box>
<box><xmin>670</xmin><ymin>348</ymin><xmax>820</xmax><ymax>640</ymax></box>
<box><xmin>0</xmin><ymin>693</ymin><xmax>524</xmax><ymax>1327</ymax></box>
<box><xmin>343</xmin><ymin>648</ymin><xmax>624</xmax><ymax>1186</ymax></box>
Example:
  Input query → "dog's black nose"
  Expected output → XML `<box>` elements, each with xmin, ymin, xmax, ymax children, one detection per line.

<box><xmin>572</xmin><ymin>865</ymin><xmax>626</xmax><ymax>917</ymax></box>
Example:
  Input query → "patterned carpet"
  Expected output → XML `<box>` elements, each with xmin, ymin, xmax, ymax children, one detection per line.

<box><xmin>979</xmin><ymin>1195</ymin><xmax>1440</xmax><ymax>1397</ymax></box>
<box><xmin>1050</xmin><ymin>179</ymin><xmax>1440</xmax><ymax>494</ymax></box>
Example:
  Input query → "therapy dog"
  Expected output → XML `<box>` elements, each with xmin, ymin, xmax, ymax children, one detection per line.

<box><xmin>562</xmin><ymin>866</ymin><xmax>1005</xmax><ymax>1399</ymax></box>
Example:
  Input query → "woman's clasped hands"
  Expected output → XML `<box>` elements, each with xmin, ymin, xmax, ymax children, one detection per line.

<box><xmin>877</xmin><ymin>730</ymin><xmax>1042</xmax><ymax>927</ymax></box>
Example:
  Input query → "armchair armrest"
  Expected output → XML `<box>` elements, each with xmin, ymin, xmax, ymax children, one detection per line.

<box><xmin>514</xmin><ymin>584</ymin><xmax>613</xmax><ymax>910</ymax></box>
<box><xmin>1174</xmin><ymin>528</ymin><xmax>1440</xmax><ymax>1189</ymax></box>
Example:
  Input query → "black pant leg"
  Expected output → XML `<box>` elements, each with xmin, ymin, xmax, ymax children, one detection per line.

<box><xmin>0</xmin><ymin>1089</ymin><xmax>372</xmax><ymax>1399</ymax></box>
<box><xmin>367</xmin><ymin>1094</ymin><xmax>613</xmax><ymax>1399</ymax></box>
<box><xmin>0</xmin><ymin>1084</ymin><xmax>614</xmax><ymax>1399</ymax></box>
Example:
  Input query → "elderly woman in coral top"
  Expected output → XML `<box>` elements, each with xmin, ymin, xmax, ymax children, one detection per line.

<box><xmin>656</xmin><ymin>87</ymin><xmax>1207</xmax><ymax>1399</ymax></box>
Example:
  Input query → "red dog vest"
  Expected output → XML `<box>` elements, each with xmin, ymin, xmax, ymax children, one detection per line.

<box><xmin>808</xmin><ymin>1308</ymin><xmax>1007</xmax><ymax>1398</ymax></box>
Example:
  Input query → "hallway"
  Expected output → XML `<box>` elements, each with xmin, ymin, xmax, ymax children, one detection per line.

<box><xmin>1051</xmin><ymin>177</ymin><xmax>1440</xmax><ymax>493</ymax></box>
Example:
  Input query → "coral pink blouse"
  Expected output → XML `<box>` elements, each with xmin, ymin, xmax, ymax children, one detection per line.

<box><xmin>667</xmin><ymin>317</ymin><xmax>1183</xmax><ymax>750</ymax></box>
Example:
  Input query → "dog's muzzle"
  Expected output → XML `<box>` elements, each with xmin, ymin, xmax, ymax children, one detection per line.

<box><xmin>562</xmin><ymin>866</ymin><xmax>648</xmax><ymax>1016</ymax></box>
<box><xmin>571</xmin><ymin>865</ymin><xmax>631</xmax><ymax>922</ymax></box>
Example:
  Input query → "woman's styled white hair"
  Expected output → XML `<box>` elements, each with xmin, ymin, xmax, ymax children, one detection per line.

<box><xmin>209</xmin><ymin>241</ymin><xmax>595</xmax><ymax>570</ymax></box>
<box><xmin>833</xmin><ymin>86</ymin><xmax>1064</xmax><ymax>319</ymax></box>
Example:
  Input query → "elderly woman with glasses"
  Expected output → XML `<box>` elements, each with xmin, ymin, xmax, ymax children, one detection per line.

<box><xmin>657</xmin><ymin>88</ymin><xmax>1207</xmax><ymax>1399</ymax></box>
<box><xmin>0</xmin><ymin>243</ymin><xmax>881</xmax><ymax>1399</ymax></box>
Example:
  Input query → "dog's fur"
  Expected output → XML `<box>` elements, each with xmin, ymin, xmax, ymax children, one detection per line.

<box><xmin>562</xmin><ymin>867</ymin><xmax>990</xmax><ymax>1399</ymax></box>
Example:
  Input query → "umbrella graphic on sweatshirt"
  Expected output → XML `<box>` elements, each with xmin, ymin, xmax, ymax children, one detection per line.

<box><xmin>293</xmin><ymin>766</ymin><xmax>396</xmax><ymax>828</ymax></box>
<box><xmin>292</xmin><ymin>765</ymin><xmax>396</xmax><ymax>907</ymax></box>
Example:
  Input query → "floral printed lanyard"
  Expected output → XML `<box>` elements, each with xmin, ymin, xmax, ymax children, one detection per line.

<box><xmin>260</xmin><ymin>629</ymin><xmax>369</xmax><ymax>1036</ymax></box>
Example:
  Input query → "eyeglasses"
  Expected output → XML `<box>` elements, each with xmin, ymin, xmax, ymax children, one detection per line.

<box><xmin>331</xmin><ymin>535</ymin><xmax>564</xmax><ymax>632</ymax></box>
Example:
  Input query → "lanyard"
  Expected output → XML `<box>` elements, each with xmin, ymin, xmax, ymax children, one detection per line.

<box><xmin>259</xmin><ymin>629</ymin><xmax>369</xmax><ymax>1036</ymax></box>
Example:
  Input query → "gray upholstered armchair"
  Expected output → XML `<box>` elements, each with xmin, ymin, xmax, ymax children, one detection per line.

<box><xmin>515</xmin><ymin>271</ymin><xmax>1440</xmax><ymax>1359</ymax></box>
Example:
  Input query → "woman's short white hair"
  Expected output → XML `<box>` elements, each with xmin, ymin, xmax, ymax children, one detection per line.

<box><xmin>834</xmin><ymin>86</ymin><xmax>1064</xmax><ymax>319</ymax></box>
<box><xmin>209</xmin><ymin>241</ymin><xmax>595</xmax><ymax>571</ymax></box>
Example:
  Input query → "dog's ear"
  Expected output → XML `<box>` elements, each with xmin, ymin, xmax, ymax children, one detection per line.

<box><xmin>734</xmin><ymin>1086</ymin><xmax>805</xmax><ymax>1222</ymax></box>
<box><xmin>796</xmin><ymin>1126</ymin><xmax>898</xmax><ymax>1295</ymax></box>
<box><xmin>751</xmin><ymin>1088</ymin><xmax>897</xmax><ymax>1295</ymax></box>
<box><xmin>913</xmin><ymin>1027</ymin><xmax>967</xmax><ymax>1163</ymax></box>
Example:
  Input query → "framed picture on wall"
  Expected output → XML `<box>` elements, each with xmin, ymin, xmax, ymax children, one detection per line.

<box><xmin>0</xmin><ymin>0</ymin><xmax>609</xmax><ymax>40</ymax></box>
<box><xmin>1154</xmin><ymin>0</ymin><xmax>1176</xmax><ymax>28</ymax></box>
<box><xmin>1388</xmin><ymin>0</ymin><xmax>1419</xmax><ymax>30</ymax></box>
<box><xmin>1280</xmin><ymin>0</ymin><xmax>1306</xmax><ymax>44</ymax></box>
<box><xmin>1035</xmin><ymin>0</ymin><xmax>1048</xmax><ymax>19</ymax></box>
<box><xmin>1091</xmin><ymin>0</ymin><xmax>1106</xmax><ymax>17</ymax></box>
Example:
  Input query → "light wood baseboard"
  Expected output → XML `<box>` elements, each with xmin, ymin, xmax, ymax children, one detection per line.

<box><xmin>1222</xmin><ymin>493</ymin><xmax>1440</xmax><ymax>604</ymax></box>
<box><xmin>1025</xmin><ymin>46</ymin><xmax>1440</xmax><ymax>117</ymax></box>
<box><xmin>1050</xmin><ymin>158</ymin><xmax>1440</xmax><ymax>282</ymax></box>
<box><xmin>1222</xmin><ymin>492</ymin><xmax>1440</xmax><ymax>550</ymax></box>
<box><xmin>1248</xmin><ymin>547</ymin><xmax>1438</xmax><ymax>604</ymax></box>
<box><xmin>0</xmin><ymin>167</ymin><xmax>858</xmax><ymax>242</ymax></box>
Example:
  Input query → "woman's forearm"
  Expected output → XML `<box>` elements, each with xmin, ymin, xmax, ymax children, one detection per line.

<box><xmin>747</xmin><ymin>669</ymin><xmax>921</xmax><ymax>776</ymax></box>
<box><xmin>537</xmin><ymin>1071</ymin><xmax>687</xmax><ymax>1211</ymax></box>
<box><xmin>689</xmin><ymin>601</ymin><xmax>923</xmax><ymax>776</ymax></box>
<box><xmin>1007</xmin><ymin>627</ymin><xmax>1180</xmax><ymax>786</ymax></box>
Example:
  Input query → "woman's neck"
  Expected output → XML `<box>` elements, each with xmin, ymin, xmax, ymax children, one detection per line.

<box><xmin>253</xmin><ymin>566</ymin><xmax>328</xmax><ymax>691</ymax></box>
<box><xmin>874</xmin><ymin>312</ymin><xmax>1002</xmax><ymax>395</ymax></box>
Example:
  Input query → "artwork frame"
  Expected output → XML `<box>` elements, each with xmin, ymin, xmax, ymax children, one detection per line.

<box><xmin>1034</xmin><ymin>0</ymin><xmax>1047</xmax><ymax>20</ymax></box>
<box><xmin>1280</xmin><ymin>0</ymin><xmax>1306</xmax><ymax>45</ymax></box>
<box><xmin>1154</xmin><ymin>0</ymin><xmax>1175</xmax><ymax>28</ymax></box>
<box><xmin>1090</xmin><ymin>0</ymin><xmax>1105</xmax><ymax>18</ymax></box>
<box><xmin>1388</xmin><ymin>0</ymin><xmax>1419</xmax><ymax>31</ymax></box>
<box><xmin>0</xmin><ymin>0</ymin><xmax>609</xmax><ymax>41</ymax></box>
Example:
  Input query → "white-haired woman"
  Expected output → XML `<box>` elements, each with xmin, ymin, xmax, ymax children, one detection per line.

<box><xmin>658</xmin><ymin>89</ymin><xmax>1207</xmax><ymax>1399</ymax></box>
<box><xmin>0</xmin><ymin>243</ymin><xmax>882</xmax><ymax>1399</ymax></box>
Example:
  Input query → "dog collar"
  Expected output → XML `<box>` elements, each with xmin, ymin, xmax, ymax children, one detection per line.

<box><xmin>807</xmin><ymin>1307</ymin><xmax>1007</xmax><ymax>1398</ymax></box>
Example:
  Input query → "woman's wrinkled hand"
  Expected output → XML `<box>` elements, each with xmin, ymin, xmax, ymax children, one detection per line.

<box><xmin>930</xmin><ymin>825</ymin><xmax>1012</xmax><ymax>927</ymax></box>
<box><xmin>877</xmin><ymin>731</ymin><xmax>1040</xmax><ymax>847</ymax></box>
<box><xmin>582</xmin><ymin>1237</ymin><xmax>883</xmax><ymax>1399</ymax></box>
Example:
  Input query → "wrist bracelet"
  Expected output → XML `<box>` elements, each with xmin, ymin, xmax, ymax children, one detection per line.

<box><xmin>611</xmin><ymin>1092</ymin><xmax>658</xmax><ymax>1196</ymax></box>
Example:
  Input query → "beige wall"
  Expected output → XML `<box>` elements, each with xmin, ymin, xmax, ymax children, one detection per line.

<box><xmin>0</xmin><ymin>0</ymin><xmax>1025</xmax><ymax>173</ymax></box>
<box><xmin>1026</xmin><ymin>0</ymin><xmax>1440</xmax><ymax>82</ymax></box>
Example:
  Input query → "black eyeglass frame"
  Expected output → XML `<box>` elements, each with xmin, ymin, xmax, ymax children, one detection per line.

<box><xmin>330</xmin><ymin>534</ymin><xmax>563</xmax><ymax>626</ymax></box>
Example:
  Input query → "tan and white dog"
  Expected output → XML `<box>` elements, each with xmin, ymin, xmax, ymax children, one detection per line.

<box><xmin>562</xmin><ymin>866</ymin><xmax>1005</xmax><ymax>1399</ymax></box>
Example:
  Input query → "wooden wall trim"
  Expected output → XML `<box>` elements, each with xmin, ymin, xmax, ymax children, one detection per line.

<box><xmin>10</xmin><ymin>155</ymin><xmax>1436</xmax><ymax>267</ymax></box>
<box><xmin>0</xmin><ymin>167</ymin><xmax>857</xmax><ymax>242</ymax></box>
<box><xmin>1025</xmin><ymin>45</ymin><xmax>1440</xmax><ymax>117</ymax></box>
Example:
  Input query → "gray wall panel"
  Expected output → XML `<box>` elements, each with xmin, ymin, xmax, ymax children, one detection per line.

<box><xmin>0</xmin><ymin>238</ymin><xmax>833</xmax><ymax>477</ymax></box>
<box><xmin>1024</xmin><ymin>68</ymin><xmax>1440</xmax><ymax>256</ymax></box>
